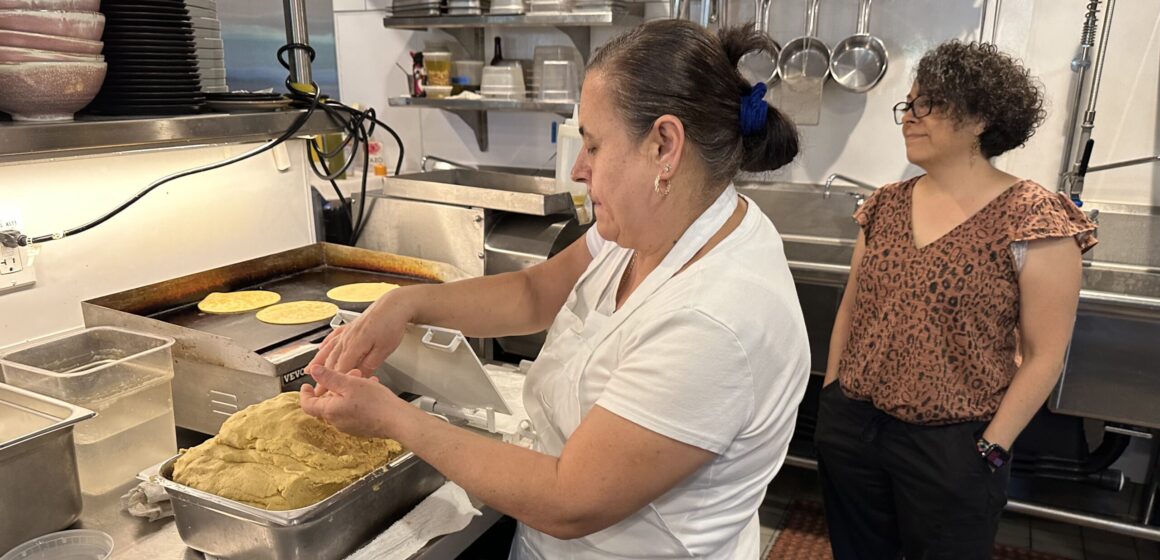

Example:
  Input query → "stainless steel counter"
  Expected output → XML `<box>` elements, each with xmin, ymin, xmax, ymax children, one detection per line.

<box><xmin>73</xmin><ymin>477</ymin><xmax>502</xmax><ymax>559</ymax></box>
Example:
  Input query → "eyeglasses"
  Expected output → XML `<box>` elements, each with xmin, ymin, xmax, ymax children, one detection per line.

<box><xmin>892</xmin><ymin>96</ymin><xmax>937</xmax><ymax>125</ymax></box>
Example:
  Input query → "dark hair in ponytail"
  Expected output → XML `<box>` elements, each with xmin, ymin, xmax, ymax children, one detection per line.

<box><xmin>588</xmin><ymin>20</ymin><xmax>799</xmax><ymax>188</ymax></box>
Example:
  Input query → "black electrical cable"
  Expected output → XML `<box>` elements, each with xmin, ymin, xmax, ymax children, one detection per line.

<box><xmin>21</xmin><ymin>41</ymin><xmax>409</xmax><ymax>247</ymax></box>
<box><xmin>25</xmin><ymin>84</ymin><xmax>324</xmax><ymax>245</ymax></box>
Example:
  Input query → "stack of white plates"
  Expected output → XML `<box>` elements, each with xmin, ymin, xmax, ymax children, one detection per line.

<box><xmin>184</xmin><ymin>0</ymin><xmax>223</xmax><ymax>93</ymax></box>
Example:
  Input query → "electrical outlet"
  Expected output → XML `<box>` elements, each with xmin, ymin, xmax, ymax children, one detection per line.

<box><xmin>0</xmin><ymin>207</ymin><xmax>36</xmax><ymax>294</ymax></box>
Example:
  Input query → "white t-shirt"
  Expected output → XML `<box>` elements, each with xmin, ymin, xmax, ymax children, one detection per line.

<box><xmin>567</xmin><ymin>196</ymin><xmax>811</xmax><ymax>557</ymax></box>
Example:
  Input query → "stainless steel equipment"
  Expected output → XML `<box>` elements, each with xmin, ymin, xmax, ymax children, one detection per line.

<box><xmin>356</xmin><ymin>169</ymin><xmax>587</xmax><ymax>360</ymax></box>
<box><xmin>159</xmin><ymin>451</ymin><xmax>444</xmax><ymax>560</ymax></box>
<box><xmin>0</xmin><ymin>383</ymin><xmax>95</xmax><ymax>553</ymax></box>
<box><xmin>81</xmin><ymin>243</ymin><xmax>468</xmax><ymax>435</ymax></box>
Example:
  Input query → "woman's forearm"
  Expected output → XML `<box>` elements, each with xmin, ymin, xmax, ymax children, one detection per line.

<box><xmin>397</xmin><ymin>271</ymin><xmax>547</xmax><ymax>338</ymax></box>
<box><xmin>983</xmin><ymin>355</ymin><xmax>1066</xmax><ymax>449</ymax></box>
<box><xmin>396</xmin><ymin>236</ymin><xmax>592</xmax><ymax>338</ymax></box>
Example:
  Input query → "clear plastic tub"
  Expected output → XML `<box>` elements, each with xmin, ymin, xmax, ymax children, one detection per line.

<box><xmin>453</xmin><ymin>60</ymin><xmax>484</xmax><ymax>88</ymax></box>
<box><xmin>426</xmin><ymin>84</ymin><xmax>453</xmax><ymax>99</ymax></box>
<box><xmin>534</xmin><ymin>45</ymin><xmax>582</xmax><ymax>102</ymax></box>
<box><xmin>0</xmin><ymin>529</ymin><xmax>113</xmax><ymax>560</ymax></box>
<box><xmin>481</xmin><ymin>63</ymin><xmax>525</xmax><ymax>99</ymax></box>
<box><xmin>0</xmin><ymin>327</ymin><xmax>177</xmax><ymax>495</ymax></box>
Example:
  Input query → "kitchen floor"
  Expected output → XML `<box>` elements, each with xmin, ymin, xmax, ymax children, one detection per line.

<box><xmin>759</xmin><ymin>466</ymin><xmax>1160</xmax><ymax>560</ymax></box>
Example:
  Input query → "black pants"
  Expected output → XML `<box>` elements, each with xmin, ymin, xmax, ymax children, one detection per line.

<box><xmin>814</xmin><ymin>382</ymin><xmax>1010</xmax><ymax>560</ymax></box>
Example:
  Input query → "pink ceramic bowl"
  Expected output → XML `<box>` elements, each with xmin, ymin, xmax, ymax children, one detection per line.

<box><xmin>0</xmin><ymin>0</ymin><xmax>99</xmax><ymax>10</ymax></box>
<box><xmin>0</xmin><ymin>10</ymin><xmax>104</xmax><ymax>41</ymax></box>
<box><xmin>0</xmin><ymin>44</ymin><xmax>101</xmax><ymax>62</ymax></box>
<box><xmin>0</xmin><ymin>60</ymin><xmax>105</xmax><ymax>121</ymax></box>
<box><xmin>0</xmin><ymin>28</ymin><xmax>101</xmax><ymax>54</ymax></box>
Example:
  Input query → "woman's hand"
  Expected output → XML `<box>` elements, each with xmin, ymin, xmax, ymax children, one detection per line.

<box><xmin>299</xmin><ymin>364</ymin><xmax>409</xmax><ymax>439</ymax></box>
<box><xmin>310</xmin><ymin>290</ymin><xmax>415</xmax><ymax>374</ymax></box>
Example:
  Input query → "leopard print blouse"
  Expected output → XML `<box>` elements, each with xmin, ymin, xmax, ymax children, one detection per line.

<box><xmin>837</xmin><ymin>176</ymin><xmax>1098</xmax><ymax>424</ymax></box>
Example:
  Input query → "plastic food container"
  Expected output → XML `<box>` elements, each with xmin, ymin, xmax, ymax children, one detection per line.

<box><xmin>453</xmin><ymin>59</ymin><xmax>483</xmax><ymax>88</ymax></box>
<box><xmin>0</xmin><ymin>529</ymin><xmax>113</xmax><ymax>560</ymax></box>
<box><xmin>422</xmin><ymin>50</ymin><xmax>451</xmax><ymax>87</ymax></box>
<box><xmin>0</xmin><ymin>327</ymin><xmax>177</xmax><ymax>495</ymax></box>
<box><xmin>480</xmin><ymin>63</ymin><xmax>525</xmax><ymax>99</ymax></box>
<box><xmin>0</xmin><ymin>384</ymin><xmax>94</xmax><ymax>554</ymax></box>
<box><xmin>425</xmin><ymin>84</ymin><xmax>453</xmax><ymax>99</ymax></box>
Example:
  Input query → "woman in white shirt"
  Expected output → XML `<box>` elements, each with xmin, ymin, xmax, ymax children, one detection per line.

<box><xmin>301</xmin><ymin>20</ymin><xmax>811</xmax><ymax>559</ymax></box>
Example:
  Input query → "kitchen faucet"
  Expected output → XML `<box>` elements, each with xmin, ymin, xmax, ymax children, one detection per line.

<box><xmin>823</xmin><ymin>173</ymin><xmax>877</xmax><ymax>203</ymax></box>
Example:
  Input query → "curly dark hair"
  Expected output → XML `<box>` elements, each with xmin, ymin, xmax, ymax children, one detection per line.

<box><xmin>914</xmin><ymin>40</ymin><xmax>1046</xmax><ymax>158</ymax></box>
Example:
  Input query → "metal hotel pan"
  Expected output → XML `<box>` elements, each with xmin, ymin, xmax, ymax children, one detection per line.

<box><xmin>159</xmin><ymin>451</ymin><xmax>445</xmax><ymax>560</ymax></box>
<box><xmin>778</xmin><ymin>0</ymin><xmax>830</xmax><ymax>84</ymax></box>
<box><xmin>738</xmin><ymin>0</ymin><xmax>780</xmax><ymax>86</ymax></box>
<box><xmin>829</xmin><ymin>0</ymin><xmax>887</xmax><ymax>92</ymax></box>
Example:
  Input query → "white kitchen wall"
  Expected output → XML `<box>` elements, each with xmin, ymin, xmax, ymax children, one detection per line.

<box><xmin>333</xmin><ymin>0</ymin><xmax>1159</xmax><ymax>206</ymax></box>
<box><xmin>0</xmin><ymin>142</ymin><xmax>317</xmax><ymax>349</ymax></box>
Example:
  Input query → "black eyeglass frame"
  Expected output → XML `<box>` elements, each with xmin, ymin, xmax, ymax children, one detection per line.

<box><xmin>892</xmin><ymin>96</ymin><xmax>938</xmax><ymax>125</ymax></box>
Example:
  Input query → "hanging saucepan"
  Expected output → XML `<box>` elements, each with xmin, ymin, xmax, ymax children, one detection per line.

<box><xmin>829</xmin><ymin>0</ymin><xmax>887</xmax><ymax>92</ymax></box>
<box><xmin>738</xmin><ymin>0</ymin><xmax>780</xmax><ymax>86</ymax></box>
<box><xmin>777</xmin><ymin>0</ymin><xmax>830</xmax><ymax>85</ymax></box>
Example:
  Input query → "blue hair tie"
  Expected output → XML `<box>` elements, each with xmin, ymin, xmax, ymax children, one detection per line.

<box><xmin>739</xmin><ymin>82</ymin><xmax>769</xmax><ymax>137</ymax></box>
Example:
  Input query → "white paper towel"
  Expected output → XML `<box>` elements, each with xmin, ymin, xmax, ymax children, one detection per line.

<box><xmin>346</xmin><ymin>481</ymin><xmax>482</xmax><ymax>560</ymax></box>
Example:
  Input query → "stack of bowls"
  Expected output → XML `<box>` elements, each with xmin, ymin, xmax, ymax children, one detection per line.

<box><xmin>0</xmin><ymin>0</ymin><xmax>106</xmax><ymax>121</ymax></box>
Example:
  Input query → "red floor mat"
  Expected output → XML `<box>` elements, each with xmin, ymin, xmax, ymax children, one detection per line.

<box><xmin>766</xmin><ymin>501</ymin><xmax>1070</xmax><ymax>560</ymax></box>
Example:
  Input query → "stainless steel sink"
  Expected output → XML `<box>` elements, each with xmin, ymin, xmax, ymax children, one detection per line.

<box><xmin>1082</xmin><ymin>264</ymin><xmax>1160</xmax><ymax>303</ymax></box>
<box><xmin>737</xmin><ymin>182</ymin><xmax>862</xmax><ymax>241</ymax></box>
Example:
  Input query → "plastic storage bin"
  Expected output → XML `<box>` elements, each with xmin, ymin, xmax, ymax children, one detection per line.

<box><xmin>0</xmin><ymin>327</ymin><xmax>177</xmax><ymax>495</ymax></box>
<box><xmin>0</xmin><ymin>529</ymin><xmax>113</xmax><ymax>560</ymax></box>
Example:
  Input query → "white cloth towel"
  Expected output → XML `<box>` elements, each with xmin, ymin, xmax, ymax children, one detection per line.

<box><xmin>346</xmin><ymin>481</ymin><xmax>482</xmax><ymax>560</ymax></box>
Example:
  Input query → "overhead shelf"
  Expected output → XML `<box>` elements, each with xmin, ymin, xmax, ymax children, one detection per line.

<box><xmin>388</xmin><ymin>96</ymin><xmax>575</xmax><ymax>152</ymax></box>
<box><xmin>382</xmin><ymin>11</ymin><xmax>641</xmax><ymax>29</ymax></box>
<box><xmin>0</xmin><ymin>109</ymin><xmax>343</xmax><ymax>165</ymax></box>
<box><xmin>388</xmin><ymin>96</ymin><xmax>574</xmax><ymax>114</ymax></box>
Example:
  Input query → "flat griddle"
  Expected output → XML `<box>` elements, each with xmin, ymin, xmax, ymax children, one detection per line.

<box><xmin>151</xmin><ymin>266</ymin><xmax>423</xmax><ymax>354</ymax></box>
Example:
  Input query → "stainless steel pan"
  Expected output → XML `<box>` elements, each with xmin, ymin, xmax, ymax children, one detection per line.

<box><xmin>829</xmin><ymin>0</ymin><xmax>887</xmax><ymax>92</ymax></box>
<box><xmin>738</xmin><ymin>0</ymin><xmax>779</xmax><ymax>86</ymax></box>
<box><xmin>778</xmin><ymin>0</ymin><xmax>830</xmax><ymax>84</ymax></box>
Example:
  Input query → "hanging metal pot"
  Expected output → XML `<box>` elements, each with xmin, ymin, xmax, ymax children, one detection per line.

<box><xmin>829</xmin><ymin>0</ymin><xmax>887</xmax><ymax>93</ymax></box>
<box><xmin>738</xmin><ymin>0</ymin><xmax>780</xmax><ymax>86</ymax></box>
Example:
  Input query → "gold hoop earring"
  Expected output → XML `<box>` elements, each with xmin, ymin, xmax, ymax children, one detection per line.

<box><xmin>654</xmin><ymin>174</ymin><xmax>672</xmax><ymax>197</ymax></box>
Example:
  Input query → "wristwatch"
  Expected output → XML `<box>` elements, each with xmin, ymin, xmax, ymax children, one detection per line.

<box><xmin>976</xmin><ymin>436</ymin><xmax>1011</xmax><ymax>471</ymax></box>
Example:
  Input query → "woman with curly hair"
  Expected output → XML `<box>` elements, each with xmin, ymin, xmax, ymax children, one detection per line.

<box><xmin>815</xmin><ymin>41</ymin><xmax>1098</xmax><ymax>559</ymax></box>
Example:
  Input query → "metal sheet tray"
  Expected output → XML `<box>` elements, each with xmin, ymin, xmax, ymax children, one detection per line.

<box><xmin>158</xmin><ymin>450</ymin><xmax>445</xmax><ymax>559</ymax></box>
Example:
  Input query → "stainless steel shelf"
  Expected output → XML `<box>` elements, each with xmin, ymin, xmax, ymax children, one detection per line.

<box><xmin>388</xmin><ymin>96</ymin><xmax>575</xmax><ymax>152</ymax></box>
<box><xmin>388</xmin><ymin>96</ymin><xmax>574</xmax><ymax>115</ymax></box>
<box><xmin>0</xmin><ymin>110</ymin><xmax>343</xmax><ymax>165</ymax></box>
<box><xmin>382</xmin><ymin>11</ymin><xmax>641</xmax><ymax>29</ymax></box>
